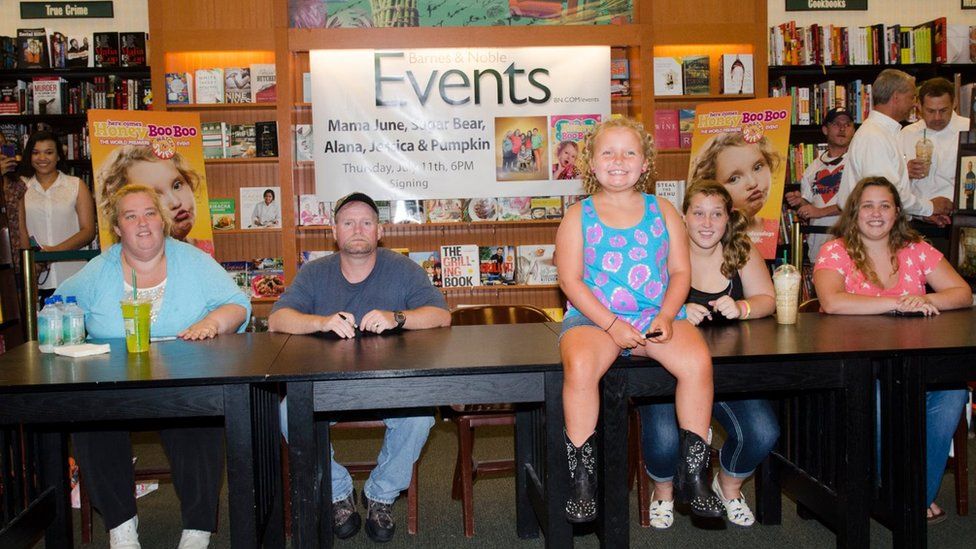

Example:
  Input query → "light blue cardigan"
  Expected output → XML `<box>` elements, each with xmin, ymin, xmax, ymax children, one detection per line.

<box><xmin>56</xmin><ymin>238</ymin><xmax>251</xmax><ymax>339</ymax></box>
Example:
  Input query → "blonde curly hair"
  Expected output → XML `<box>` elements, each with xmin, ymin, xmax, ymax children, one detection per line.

<box><xmin>688</xmin><ymin>131</ymin><xmax>781</xmax><ymax>188</ymax></box>
<box><xmin>830</xmin><ymin>176</ymin><xmax>922</xmax><ymax>287</ymax></box>
<box><xmin>96</xmin><ymin>144</ymin><xmax>200</xmax><ymax>216</ymax></box>
<box><xmin>683</xmin><ymin>179</ymin><xmax>752</xmax><ymax>279</ymax></box>
<box><xmin>576</xmin><ymin>117</ymin><xmax>656</xmax><ymax>195</ymax></box>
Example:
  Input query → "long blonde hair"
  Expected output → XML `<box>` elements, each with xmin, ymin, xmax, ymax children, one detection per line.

<box><xmin>830</xmin><ymin>176</ymin><xmax>922</xmax><ymax>287</ymax></box>
<box><xmin>576</xmin><ymin>117</ymin><xmax>656</xmax><ymax>195</ymax></box>
<box><xmin>683</xmin><ymin>179</ymin><xmax>752</xmax><ymax>278</ymax></box>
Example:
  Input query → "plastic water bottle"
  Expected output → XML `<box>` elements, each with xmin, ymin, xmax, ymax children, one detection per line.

<box><xmin>37</xmin><ymin>297</ymin><xmax>63</xmax><ymax>352</ymax></box>
<box><xmin>62</xmin><ymin>296</ymin><xmax>86</xmax><ymax>345</ymax></box>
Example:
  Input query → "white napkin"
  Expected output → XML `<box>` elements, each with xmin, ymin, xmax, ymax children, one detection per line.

<box><xmin>53</xmin><ymin>344</ymin><xmax>112</xmax><ymax>357</ymax></box>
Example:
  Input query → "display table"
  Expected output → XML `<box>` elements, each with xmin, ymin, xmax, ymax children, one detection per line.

<box><xmin>0</xmin><ymin>334</ymin><xmax>290</xmax><ymax>549</ymax></box>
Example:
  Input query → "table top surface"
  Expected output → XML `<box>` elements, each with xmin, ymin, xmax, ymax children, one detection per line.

<box><xmin>0</xmin><ymin>309</ymin><xmax>973</xmax><ymax>390</ymax></box>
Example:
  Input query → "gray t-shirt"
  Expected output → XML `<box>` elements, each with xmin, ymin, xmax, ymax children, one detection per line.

<box><xmin>272</xmin><ymin>247</ymin><xmax>447</xmax><ymax>320</ymax></box>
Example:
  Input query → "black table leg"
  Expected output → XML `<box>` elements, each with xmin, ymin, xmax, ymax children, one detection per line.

<box><xmin>515</xmin><ymin>404</ymin><xmax>540</xmax><ymax>539</ymax></box>
<box><xmin>317</xmin><ymin>418</ymin><xmax>332</xmax><ymax>548</ymax></box>
<box><xmin>834</xmin><ymin>358</ymin><xmax>872</xmax><ymax>549</ymax></box>
<box><xmin>888</xmin><ymin>356</ymin><xmax>927</xmax><ymax>549</ymax></box>
<box><xmin>544</xmin><ymin>370</ymin><xmax>573</xmax><ymax>549</ymax></box>
<box><xmin>38</xmin><ymin>430</ymin><xmax>71</xmax><ymax>548</ymax></box>
<box><xmin>224</xmin><ymin>384</ymin><xmax>259</xmax><ymax>549</ymax></box>
<box><xmin>597</xmin><ymin>368</ymin><xmax>628</xmax><ymax>548</ymax></box>
<box><xmin>753</xmin><ymin>453</ymin><xmax>781</xmax><ymax>525</ymax></box>
<box><xmin>286</xmin><ymin>381</ymin><xmax>319</xmax><ymax>548</ymax></box>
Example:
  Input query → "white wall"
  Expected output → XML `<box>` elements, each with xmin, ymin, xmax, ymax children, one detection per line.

<box><xmin>769</xmin><ymin>0</ymin><xmax>973</xmax><ymax>27</ymax></box>
<box><xmin>0</xmin><ymin>0</ymin><xmax>148</xmax><ymax>38</ymax></box>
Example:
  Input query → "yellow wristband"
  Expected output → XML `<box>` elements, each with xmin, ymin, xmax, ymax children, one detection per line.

<box><xmin>739</xmin><ymin>300</ymin><xmax>751</xmax><ymax>319</ymax></box>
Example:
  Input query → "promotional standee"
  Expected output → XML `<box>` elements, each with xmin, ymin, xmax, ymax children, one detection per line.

<box><xmin>88</xmin><ymin>110</ymin><xmax>215</xmax><ymax>255</ymax></box>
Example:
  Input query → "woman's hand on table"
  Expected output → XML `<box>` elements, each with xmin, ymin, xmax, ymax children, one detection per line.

<box><xmin>710</xmin><ymin>295</ymin><xmax>741</xmax><ymax>320</ymax></box>
<box><xmin>179</xmin><ymin>318</ymin><xmax>222</xmax><ymax>340</ymax></box>
<box><xmin>684</xmin><ymin>303</ymin><xmax>711</xmax><ymax>326</ymax></box>
<box><xmin>895</xmin><ymin>295</ymin><xmax>939</xmax><ymax>316</ymax></box>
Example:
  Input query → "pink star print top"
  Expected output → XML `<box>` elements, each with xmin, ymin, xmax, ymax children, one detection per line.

<box><xmin>813</xmin><ymin>238</ymin><xmax>943</xmax><ymax>296</ymax></box>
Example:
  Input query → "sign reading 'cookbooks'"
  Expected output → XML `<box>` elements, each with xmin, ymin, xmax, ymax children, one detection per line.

<box><xmin>310</xmin><ymin>47</ymin><xmax>609</xmax><ymax>201</ymax></box>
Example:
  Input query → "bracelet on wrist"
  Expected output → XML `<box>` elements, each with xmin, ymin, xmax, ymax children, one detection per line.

<box><xmin>604</xmin><ymin>317</ymin><xmax>617</xmax><ymax>332</ymax></box>
<box><xmin>739</xmin><ymin>300</ymin><xmax>751</xmax><ymax>319</ymax></box>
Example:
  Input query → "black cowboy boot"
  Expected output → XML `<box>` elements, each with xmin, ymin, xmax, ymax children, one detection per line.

<box><xmin>564</xmin><ymin>430</ymin><xmax>597</xmax><ymax>522</ymax></box>
<box><xmin>674</xmin><ymin>428</ymin><xmax>724</xmax><ymax>518</ymax></box>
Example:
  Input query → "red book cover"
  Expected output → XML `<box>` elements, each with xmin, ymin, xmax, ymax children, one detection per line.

<box><xmin>653</xmin><ymin>109</ymin><xmax>679</xmax><ymax>150</ymax></box>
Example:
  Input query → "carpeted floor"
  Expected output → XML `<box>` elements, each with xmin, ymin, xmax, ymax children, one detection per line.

<box><xmin>40</xmin><ymin>418</ymin><xmax>976</xmax><ymax>548</ymax></box>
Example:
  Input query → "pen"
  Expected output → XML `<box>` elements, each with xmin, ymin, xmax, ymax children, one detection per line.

<box><xmin>338</xmin><ymin>313</ymin><xmax>356</xmax><ymax>327</ymax></box>
<box><xmin>150</xmin><ymin>336</ymin><xmax>177</xmax><ymax>342</ymax></box>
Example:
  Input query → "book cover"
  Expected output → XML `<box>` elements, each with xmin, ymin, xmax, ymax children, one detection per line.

<box><xmin>479</xmin><ymin>245</ymin><xmax>516</xmax><ymax>286</ymax></box>
<box><xmin>0</xmin><ymin>81</ymin><xmax>22</xmax><ymax>114</ymax></box>
<box><xmin>300</xmin><ymin>250</ymin><xmax>333</xmax><ymax>265</ymax></box>
<box><xmin>298</xmin><ymin>194</ymin><xmax>331</xmax><ymax>226</ymax></box>
<box><xmin>653</xmin><ymin>180</ymin><xmax>686</xmax><ymax>212</ymax></box>
<box><xmin>220</xmin><ymin>261</ymin><xmax>252</xmax><ymax>297</ymax></box>
<box><xmin>653</xmin><ymin>57</ymin><xmax>682</xmax><ymax>96</ymax></box>
<box><xmin>240</xmin><ymin>186</ymin><xmax>281</xmax><ymax>229</ymax></box>
<box><xmin>610</xmin><ymin>58</ymin><xmax>629</xmax><ymax>80</ymax></box>
<box><xmin>517</xmin><ymin>245</ymin><xmax>558</xmax><ymax>285</ymax></box>
<box><xmin>530</xmin><ymin>196</ymin><xmax>563</xmax><ymax>219</ymax></box>
<box><xmin>32</xmin><ymin>76</ymin><xmax>62</xmax><ymax>115</ymax></box>
<box><xmin>209</xmin><ymin>198</ymin><xmax>236</xmax><ymax>231</ymax></box>
<box><xmin>194</xmin><ymin>68</ymin><xmax>224</xmax><ymax>104</ymax></box>
<box><xmin>463</xmin><ymin>197</ymin><xmax>498</xmax><ymax>222</ymax></box>
<box><xmin>720</xmin><ymin>54</ymin><xmax>754</xmax><ymax>95</ymax></box>
<box><xmin>224</xmin><ymin>67</ymin><xmax>251</xmax><ymax>103</ymax></box>
<box><xmin>295</xmin><ymin>124</ymin><xmax>313</xmax><ymax>162</ymax></box>
<box><xmin>251</xmin><ymin>271</ymin><xmax>285</xmax><ymax>298</ymax></box>
<box><xmin>424</xmin><ymin>199</ymin><xmax>464</xmax><ymax>222</ymax></box>
<box><xmin>166</xmin><ymin>73</ymin><xmax>193</xmax><ymax>105</ymax></box>
<box><xmin>653</xmin><ymin>109</ymin><xmax>680</xmax><ymax>150</ymax></box>
<box><xmin>497</xmin><ymin>196</ymin><xmax>532</xmax><ymax>220</ymax></box>
<box><xmin>957</xmin><ymin>227</ymin><xmax>976</xmax><ymax>279</ymax></box>
<box><xmin>119</xmin><ymin>32</ymin><xmax>147</xmax><ymax>67</ymax></box>
<box><xmin>563</xmin><ymin>195</ymin><xmax>585</xmax><ymax>210</ymax></box>
<box><xmin>682</xmin><ymin>55</ymin><xmax>710</xmax><ymax>95</ymax></box>
<box><xmin>255</xmin><ymin>121</ymin><xmax>278</xmax><ymax>157</ymax></box>
<box><xmin>48</xmin><ymin>32</ymin><xmax>67</xmax><ymax>68</ymax></box>
<box><xmin>92</xmin><ymin>32</ymin><xmax>119</xmax><ymax>68</ymax></box>
<box><xmin>249</xmin><ymin>63</ymin><xmax>277</xmax><ymax>103</ymax></box>
<box><xmin>550</xmin><ymin>114</ymin><xmax>599</xmax><ymax>180</ymax></box>
<box><xmin>391</xmin><ymin>200</ymin><xmax>424</xmax><ymax>224</ymax></box>
<box><xmin>227</xmin><ymin>124</ymin><xmax>256</xmax><ymax>158</ymax></box>
<box><xmin>439</xmin><ymin>244</ymin><xmax>481</xmax><ymax>288</ymax></box>
<box><xmin>408</xmin><ymin>251</ymin><xmax>441</xmax><ymax>286</ymax></box>
<box><xmin>678</xmin><ymin>108</ymin><xmax>695</xmax><ymax>149</ymax></box>
<box><xmin>374</xmin><ymin>201</ymin><xmax>392</xmax><ymax>224</ymax></box>
<box><xmin>201</xmin><ymin>121</ymin><xmax>227</xmax><ymax>159</ymax></box>
<box><xmin>945</xmin><ymin>25</ymin><xmax>973</xmax><ymax>64</ymax></box>
<box><xmin>65</xmin><ymin>34</ymin><xmax>89</xmax><ymax>68</ymax></box>
<box><xmin>17</xmin><ymin>28</ymin><xmax>49</xmax><ymax>69</ymax></box>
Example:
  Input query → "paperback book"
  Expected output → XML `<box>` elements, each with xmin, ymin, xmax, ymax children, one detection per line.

<box><xmin>497</xmin><ymin>196</ymin><xmax>532</xmax><ymax>220</ymax></box>
<box><xmin>517</xmin><ymin>245</ymin><xmax>558</xmax><ymax>285</ymax></box>
<box><xmin>201</xmin><ymin>122</ymin><xmax>227</xmax><ymax>159</ymax></box>
<box><xmin>64</xmin><ymin>34</ymin><xmax>89</xmax><ymax>68</ymax></box>
<box><xmin>653</xmin><ymin>57</ymin><xmax>683</xmax><ymax>96</ymax></box>
<box><xmin>255</xmin><ymin>121</ymin><xmax>278</xmax><ymax>157</ymax></box>
<box><xmin>32</xmin><ymin>76</ymin><xmax>63</xmax><ymax>115</ymax></box>
<box><xmin>240</xmin><ymin>186</ymin><xmax>281</xmax><ymax>229</ymax></box>
<box><xmin>92</xmin><ymin>32</ymin><xmax>119</xmax><ymax>68</ymax></box>
<box><xmin>48</xmin><ymin>32</ymin><xmax>67</xmax><ymax>68</ymax></box>
<box><xmin>295</xmin><ymin>124</ymin><xmax>313</xmax><ymax>162</ymax></box>
<box><xmin>720</xmin><ymin>54</ymin><xmax>754</xmax><ymax>95</ymax></box>
<box><xmin>424</xmin><ymin>199</ymin><xmax>464</xmax><ymax>222</ymax></box>
<box><xmin>224</xmin><ymin>67</ymin><xmax>251</xmax><ymax>103</ymax></box>
<box><xmin>439</xmin><ymin>244</ymin><xmax>481</xmax><ymax>288</ymax></box>
<box><xmin>463</xmin><ymin>197</ymin><xmax>498</xmax><ymax>222</ymax></box>
<box><xmin>119</xmin><ymin>32</ymin><xmax>147</xmax><ymax>67</ymax></box>
<box><xmin>298</xmin><ymin>194</ymin><xmax>331</xmax><ymax>226</ymax></box>
<box><xmin>166</xmin><ymin>72</ymin><xmax>193</xmax><ymax>104</ymax></box>
<box><xmin>654</xmin><ymin>180</ymin><xmax>686</xmax><ymax>211</ymax></box>
<box><xmin>408</xmin><ymin>251</ymin><xmax>441</xmax><ymax>286</ymax></box>
<box><xmin>653</xmin><ymin>109</ymin><xmax>680</xmax><ymax>150</ymax></box>
<box><xmin>249</xmin><ymin>63</ymin><xmax>277</xmax><ymax>103</ymax></box>
<box><xmin>194</xmin><ymin>68</ymin><xmax>224</xmax><ymax>104</ymax></box>
<box><xmin>682</xmin><ymin>55</ymin><xmax>710</xmax><ymax>95</ymax></box>
<box><xmin>479</xmin><ymin>245</ymin><xmax>516</xmax><ymax>286</ymax></box>
<box><xmin>17</xmin><ymin>28</ymin><xmax>49</xmax><ymax>69</ymax></box>
<box><xmin>227</xmin><ymin>124</ymin><xmax>256</xmax><ymax>158</ymax></box>
<box><xmin>209</xmin><ymin>198</ymin><xmax>236</xmax><ymax>231</ymax></box>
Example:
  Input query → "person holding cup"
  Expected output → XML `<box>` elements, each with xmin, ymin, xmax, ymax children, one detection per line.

<box><xmin>814</xmin><ymin>176</ymin><xmax>971</xmax><ymax>525</ymax></box>
<box><xmin>56</xmin><ymin>184</ymin><xmax>249</xmax><ymax>548</ymax></box>
<box><xmin>639</xmin><ymin>180</ymin><xmax>778</xmax><ymax>528</ymax></box>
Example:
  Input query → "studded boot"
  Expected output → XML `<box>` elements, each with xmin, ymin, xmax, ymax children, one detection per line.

<box><xmin>674</xmin><ymin>428</ymin><xmax>724</xmax><ymax>518</ymax></box>
<box><xmin>564</xmin><ymin>430</ymin><xmax>597</xmax><ymax>522</ymax></box>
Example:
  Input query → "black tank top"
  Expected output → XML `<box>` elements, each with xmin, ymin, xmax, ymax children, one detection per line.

<box><xmin>687</xmin><ymin>272</ymin><xmax>744</xmax><ymax>326</ymax></box>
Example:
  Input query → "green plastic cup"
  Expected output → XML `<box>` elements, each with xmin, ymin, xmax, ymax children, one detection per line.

<box><xmin>120</xmin><ymin>299</ymin><xmax>151</xmax><ymax>353</ymax></box>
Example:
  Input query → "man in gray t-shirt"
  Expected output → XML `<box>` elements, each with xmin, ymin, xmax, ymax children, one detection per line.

<box><xmin>270</xmin><ymin>192</ymin><xmax>450</xmax><ymax>543</ymax></box>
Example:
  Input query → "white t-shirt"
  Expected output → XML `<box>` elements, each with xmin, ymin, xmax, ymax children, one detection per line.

<box><xmin>800</xmin><ymin>151</ymin><xmax>847</xmax><ymax>262</ymax></box>
<box><xmin>24</xmin><ymin>172</ymin><xmax>86</xmax><ymax>289</ymax></box>
<box><xmin>251</xmin><ymin>200</ymin><xmax>280</xmax><ymax>227</ymax></box>
<box><xmin>899</xmin><ymin>112</ymin><xmax>971</xmax><ymax>203</ymax></box>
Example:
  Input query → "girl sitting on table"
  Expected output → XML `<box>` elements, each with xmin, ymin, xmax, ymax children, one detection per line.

<box><xmin>813</xmin><ymin>176</ymin><xmax>971</xmax><ymax>525</ymax></box>
<box><xmin>639</xmin><ymin>179</ymin><xmax>778</xmax><ymax>528</ymax></box>
<box><xmin>556</xmin><ymin>117</ymin><xmax>722</xmax><ymax>523</ymax></box>
<box><xmin>57</xmin><ymin>184</ymin><xmax>249</xmax><ymax>549</ymax></box>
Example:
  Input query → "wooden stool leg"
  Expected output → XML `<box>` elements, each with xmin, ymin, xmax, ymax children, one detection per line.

<box><xmin>451</xmin><ymin>419</ymin><xmax>464</xmax><ymax>501</ymax></box>
<box><xmin>407</xmin><ymin>461</ymin><xmax>419</xmax><ymax>535</ymax></box>
<box><xmin>458</xmin><ymin>418</ymin><xmax>475</xmax><ymax>537</ymax></box>
<box><xmin>953</xmin><ymin>415</ymin><xmax>968</xmax><ymax>516</ymax></box>
<box><xmin>80</xmin><ymin>480</ymin><xmax>92</xmax><ymax>544</ymax></box>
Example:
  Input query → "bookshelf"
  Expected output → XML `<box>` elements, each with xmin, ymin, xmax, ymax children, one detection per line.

<box><xmin>148</xmin><ymin>0</ymin><xmax>771</xmax><ymax>312</ymax></box>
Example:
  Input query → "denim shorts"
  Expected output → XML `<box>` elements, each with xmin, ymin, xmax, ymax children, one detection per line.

<box><xmin>559</xmin><ymin>313</ymin><xmax>631</xmax><ymax>357</ymax></box>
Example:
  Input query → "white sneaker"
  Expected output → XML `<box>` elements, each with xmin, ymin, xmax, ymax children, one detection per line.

<box><xmin>108</xmin><ymin>516</ymin><xmax>140</xmax><ymax>549</ymax></box>
<box><xmin>177</xmin><ymin>529</ymin><xmax>212</xmax><ymax>549</ymax></box>
<box><xmin>648</xmin><ymin>495</ymin><xmax>674</xmax><ymax>529</ymax></box>
<box><xmin>711</xmin><ymin>475</ymin><xmax>755</xmax><ymax>527</ymax></box>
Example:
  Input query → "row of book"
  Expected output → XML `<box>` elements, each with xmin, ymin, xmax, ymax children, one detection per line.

<box><xmin>0</xmin><ymin>75</ymin><xmax>150</xmax><ymax>116</ymax></box>
<box><xmin>769</xmin><ymin>19</ymin><xmax>976</xmax><ymax>67</ymax></box>
<box><xmin>220</xmin><ymin>257</ymin><xmax>284</xmax><ymax>299</ymax></box>
<box><xmin>653</xmin><ymin>109</ymin><xmax>694</xmax><ymax>150</ymax></box>
<box><xmin>0</xmin><ymin>30</ymin><xmax>147</xmax><ymax>70</ymax></box>
<box><xmin>610</xmin><ymin>58</ymin><xmax>630</xmax><ymax>98</ymax></box>
<box><xmin>165</xmin><ymin>65</ymin><xmax>277</xmax><ymax>105</ymax></box>
<box><xmin>786</xmin><ymin>142</ymin><xmax>829</xmax><ymax>186</ymax></box>
<box><xmin>0</xmin><ymin>121</ymin><xmax>90</xmax><ymax>162</ymax></box>
<box><xmin>202</xmin><ymin>121</ymin><xmax>278</xmax><ymax>159</ymax></box>
<box><xmin>652</xmin><ymin>54</ymin><xmax>755</xmax><ymax>97</ymax></box>
<box><xmin>769</xmin><ymin>77</ymin><xmax>873</xmax><ymax>127</ymax></box>
<box><xmin>302</xmin><ymin>245</ymin><xmax>558</xmax><ymax>287</ymax></box>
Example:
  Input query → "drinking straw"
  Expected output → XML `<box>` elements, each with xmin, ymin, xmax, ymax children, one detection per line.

<box><xmin>132</xmin><ymin>268</ymin><xmax>137</xmax><ymax>300</ymax></box>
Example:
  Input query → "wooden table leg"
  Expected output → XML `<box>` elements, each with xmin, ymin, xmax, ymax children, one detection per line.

<box><xmin>544</xmin><ymin>370</ymin><xmax>573</xmax><ymax>549</ymax></box>
<box><xmin>515</xmin><ymin>404</ymin><xmax>540</xmax><ymax>539</ymax></box>
<box><xmin>597</xmin><ymin>368</ymin><xmax>628</xmax><ymax>548</ymax></box>
<box><xmin>834</xmin><ymin>358</ymin><xmax>872</xmax><ymax>549</ymax></box>
<box><xmin>223</xmin><ymin>384</ymin><xmax>259</xmax><ymax>549</ymax></box>
<box><xmin>888</xmin><ymin>356</ymin><xmax>927</xmax><ymax>549</ymax></box>
<box><xmin>286</xmin><ymin>382</ymin><xmax>321</xmax><ymax>548</ymax></box>
<box><xmin>39</xmin><ymin>429</ymin><xmax>71</xmax><ymax>548</ymax></box>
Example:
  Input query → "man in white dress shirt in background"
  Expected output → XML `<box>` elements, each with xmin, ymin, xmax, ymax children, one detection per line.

<box><xmin>838</xmin><ymin>69</ymin><xmax>954</xmax><ymax>221</ymax></box>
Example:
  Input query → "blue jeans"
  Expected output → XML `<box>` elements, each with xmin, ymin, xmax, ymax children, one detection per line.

<box><xmin>639</xmin><ymin>398</ymin><xmax>780</xmax><ymax>482</ymax></box>
<box><xmin>875</xmin><ymin>386</ymin><xmax>967</xmax><ymax>506</ymax></box>
<box><xmin>279</xmin><ymin>398</ymin><xmax>434</xmax><ymax>504</ymax></box>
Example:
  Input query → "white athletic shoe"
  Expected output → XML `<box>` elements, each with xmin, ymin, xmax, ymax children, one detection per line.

<box><xmin>108</xmin><ymin>516</ymin><xmax>140</xmax><ymax>549</ymax></box>
<box><xmin>712</xmin><ymin>475</ymin><xmax>755</xmax><ymax>527</ymax></box>
<box><xmin>648</xmin><ymin>495</ymin><xmax>674</xmax><ymax>529</ymax></box>
<box><xmin>177</xmin><ymin>529</ymin><xmax>212</xmax><ymax>549</ymax></box>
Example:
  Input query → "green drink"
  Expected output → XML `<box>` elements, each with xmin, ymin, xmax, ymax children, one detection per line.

<box><xmin>120</xmin><ymin>299</ymin><xmax>151</xmax><ymax>353</ymax></box>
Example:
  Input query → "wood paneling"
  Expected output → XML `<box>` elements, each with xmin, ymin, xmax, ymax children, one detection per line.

<box><xmin>149</xmin><ymin>0</ymin><xmax>277</xmax><ymax>33</ymax></box>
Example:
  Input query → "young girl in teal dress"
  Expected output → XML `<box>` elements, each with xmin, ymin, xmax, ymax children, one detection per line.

<box><xmin>556</xmin><ymin>117</ymin><xmax>722</xmax><ymax>522</ymax></box>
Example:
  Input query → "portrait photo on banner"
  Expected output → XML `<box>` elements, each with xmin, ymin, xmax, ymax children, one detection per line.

<box><xmin>88</xmin><ymin>110</ymin><xmax>215</xmax><ymax>256</ymax></box>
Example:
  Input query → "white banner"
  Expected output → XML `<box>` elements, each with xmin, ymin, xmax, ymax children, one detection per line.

<box><xmin>310</xmin><ymin>47</ymin><xmax>610</xmax><ymax>201</ymax></box>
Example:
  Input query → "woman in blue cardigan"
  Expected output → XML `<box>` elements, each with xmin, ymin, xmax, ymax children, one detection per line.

<box><xmin>58</xmin><ymin>184</ymin><xmax>249</xmax><ymax>549</ymax></box>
